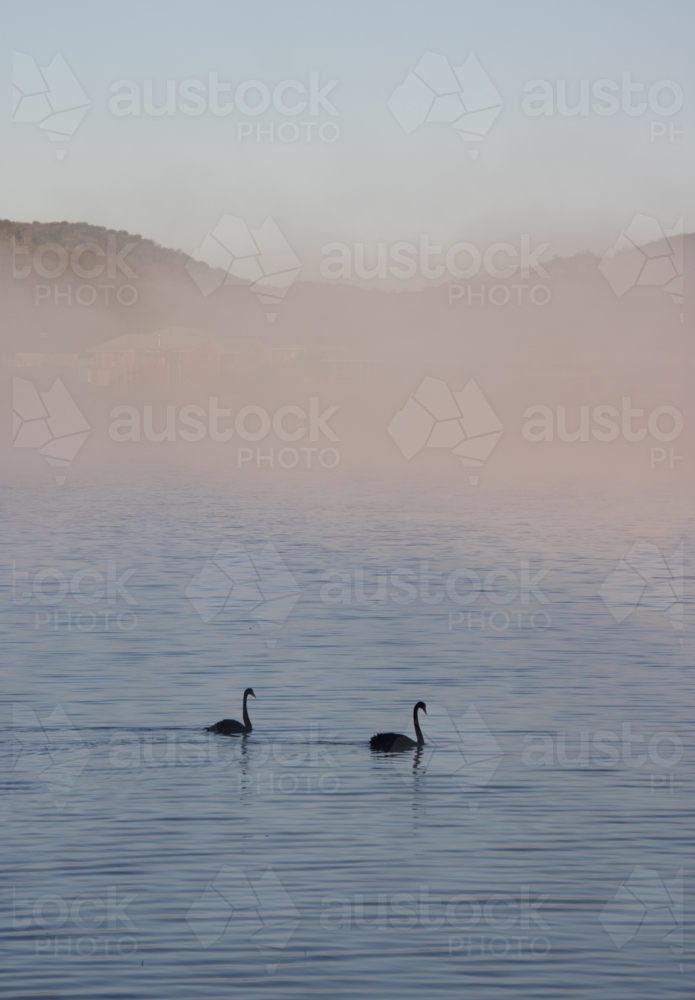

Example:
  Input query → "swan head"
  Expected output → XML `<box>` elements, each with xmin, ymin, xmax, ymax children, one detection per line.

<box><xmin>415</xmin><ymin>701</ymin><xmax>426</xmax><ymax>714</ymax></box>
<box><xmin>244</xmin><ymin>688</ymin><xmax>256</xmax><ymax>698</ymax></box>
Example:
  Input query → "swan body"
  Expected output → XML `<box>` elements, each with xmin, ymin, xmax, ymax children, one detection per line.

<box><xmin>370</xmin><ymin>701</ymin><xmax>426</xmax><ymax>752</ymax></box>
<box><xmin>206</xmin><ymin>688</ymin><xmax>255</xmax><ymax>735</ymax></box>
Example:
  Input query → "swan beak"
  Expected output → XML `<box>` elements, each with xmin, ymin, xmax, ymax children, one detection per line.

<box><xmin>423</xmin><ymin>705</ymin><xmax>427</xmax><ymax>714</ymax></box>
<box><xmin>250</xmin><ymin>690</ymin><xmax>256</xmax><ymax>698</ymax></box>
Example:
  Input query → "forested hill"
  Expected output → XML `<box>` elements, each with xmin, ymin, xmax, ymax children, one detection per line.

<box><xmin>0</xmin><ymin>219</ymin><xmax>191</xmax><ymax>272</ymax></box>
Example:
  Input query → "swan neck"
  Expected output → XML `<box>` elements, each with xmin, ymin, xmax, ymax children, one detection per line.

<box><xmin>413</xmin><ymin>704</ymin><xmax>424</xmax><ymax>745</ymax></box>
<box><xmin>242</xmin><ymin>691</ymin><xmax>252</xmax><ymax>730</ymax></box>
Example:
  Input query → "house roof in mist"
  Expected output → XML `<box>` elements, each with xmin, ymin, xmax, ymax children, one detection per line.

<box><xmin>90</xmin><ymin>327</ymin><xmax>229</xmax><ymax>354</ymax></box>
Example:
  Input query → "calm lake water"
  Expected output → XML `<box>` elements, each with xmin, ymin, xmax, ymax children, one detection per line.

<box><xmin>1</xmin><ymin>474</ymin><xmax>692</xmax><ymax>998</ymax></box>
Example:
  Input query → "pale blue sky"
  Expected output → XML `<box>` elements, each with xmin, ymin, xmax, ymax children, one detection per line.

<box><xmin>3</xmin><ymin>0</ymin><xmax>693</xmax><ymax>272</ymax></box>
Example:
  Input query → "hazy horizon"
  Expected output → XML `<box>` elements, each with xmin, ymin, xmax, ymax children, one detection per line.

<box><xmin>3</xmin><ymin>0</ymin><xmax>694</xmax><ymax>270</ymax></box>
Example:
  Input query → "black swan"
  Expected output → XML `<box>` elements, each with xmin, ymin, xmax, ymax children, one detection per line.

<box><xmin>370</xmin><ymin>701</ymin><xmax>426</xmax><ymax>751</ymax></box>
<box><xmin>206</xmin><ymin>688</ymin><xmax>256</xmax><ymax>735</ymax></box>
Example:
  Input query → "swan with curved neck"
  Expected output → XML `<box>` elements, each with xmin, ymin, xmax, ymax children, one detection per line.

<box><xmin>370</xmin><ymin>701</ymin><xmax>426</xmax><ymax>752</ymax></box>
<box><xmin>206</xmin><ymin>688</ymin><xmax>256</xmax><ymax>735</ymax></box>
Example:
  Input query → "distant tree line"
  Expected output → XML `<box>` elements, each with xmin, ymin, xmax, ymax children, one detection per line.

<box><xmin>0</xmin><ymin>219</ymin><xmax>195</xmax><ymax>272</ymax></box>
